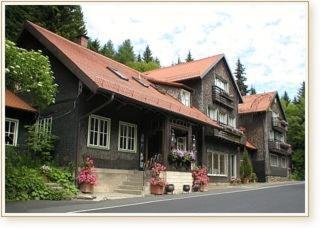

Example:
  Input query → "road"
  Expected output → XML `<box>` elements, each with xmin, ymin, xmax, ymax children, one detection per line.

<box><xmin>5</xmin><ymin>182</ymin><xmax>305</xmax><ymax>214</ymax></box>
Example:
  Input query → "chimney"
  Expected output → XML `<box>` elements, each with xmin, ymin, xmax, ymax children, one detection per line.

<box><xmin>74</xmin><ymin>34</ymin><xmax>89</xmax><ymax>48</ymax></box>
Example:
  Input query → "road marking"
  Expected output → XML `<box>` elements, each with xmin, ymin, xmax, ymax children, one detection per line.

<box><xmin>67</xmin><ymin>182</ymin><xmax>304</xmax><ymax>213</ymax></box>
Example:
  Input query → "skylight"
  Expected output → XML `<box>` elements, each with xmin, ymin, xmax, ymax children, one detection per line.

<box><xmin>107</xmin><ymin>66</ymin><xmax>129</xmax><ymax>81</ymax></box>
<box><xmin>133</xmin><ymin>76</ymin><xmax>149</xmax><ymax>88</ymax></box>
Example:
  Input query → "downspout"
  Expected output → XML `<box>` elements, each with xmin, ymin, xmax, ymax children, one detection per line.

<box><xmin>74</xmin><ymin>91</ymin><xmax>115</xmax><ymax>180</ymax></box>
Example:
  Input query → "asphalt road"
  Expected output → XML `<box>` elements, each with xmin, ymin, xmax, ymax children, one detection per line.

<box><xmin>5</xmin><ymin>182</ymin><xmax>305</xmax><ymax>214</ymax></box>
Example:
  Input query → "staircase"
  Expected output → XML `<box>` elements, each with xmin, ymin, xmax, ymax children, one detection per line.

<box><xmin>45</xmin><ymin>182</ymin><xmax>63</xmax><ymax>191</ymax></box>
<box><xmin>114</xmin><ymin>172</ymin><xmax>144</xmax><ymax>195</ymax></box>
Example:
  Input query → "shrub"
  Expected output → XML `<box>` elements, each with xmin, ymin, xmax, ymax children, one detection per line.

<box><xmin>192</xmin><ymin>166</ymin><xmax>209</xmax><ymax>187</ymax></box>
<box><xmin>240</xmin><ymin>150</ymin><xmax>253</xmax><ymax>179</ymax></box>
<box><xmin>76</xmin><ymin>157</ymin><xmax>97</xmax><ymax>185</ymax></box>
<box><xmin>149</xmin><ymin>162</ymin><xmax>166</xmax><ymax>186</ymax></box>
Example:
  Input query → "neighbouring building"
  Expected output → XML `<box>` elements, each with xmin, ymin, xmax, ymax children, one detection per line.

<box><xmin>5</xmin><ymin>89</ymin><xmax>37</xmax><ymax>148</ymax></box>
<box><xmin>238</xmin><ymin>92</ymin><xmax>292</xmax><ymax>182</ymax></box>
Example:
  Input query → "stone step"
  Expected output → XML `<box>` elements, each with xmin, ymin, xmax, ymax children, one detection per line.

<box><xmin>119</xmin><ymin>184</ymin><xmax>144</xmax><ymax>190</ymax></box>
<box><xmin>114</xmin><ymin>189</ymin><xmax>142</xmax><ymax>195</ymax></box>
<box><xmin>122</xmin><ymin>181</ymin><xmax>143</xmax><ymax>186</ymax></box>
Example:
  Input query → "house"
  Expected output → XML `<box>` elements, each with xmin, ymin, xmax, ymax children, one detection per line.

<box><xmin>238</xmin><ymin>92</ymin><xmax>292</xmax><ymax>182</ymax></box>
<box><xmin>5</xmin><ymin>89</ymin><xmax>37</xmax><ymax>148</ymax></box>
<box><xmin>145</xmin><ymin>54</ymin><xmax>256</xmax><ymax>182</ymax></box>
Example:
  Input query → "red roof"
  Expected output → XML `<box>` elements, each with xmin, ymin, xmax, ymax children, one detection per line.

<box><xmin>5</xmin><ymin>89</ymin><xmax>37</xmax><ymax>112</ymax></box>
<box><xmin>24</xmin><ymin>21</ymin><xmax>219</xmax><ymax>129</ymax></box>
<box><xmin>238</xmin><ymin>92</ymin><xmax>277</xmax><ymax>114</ymax></box>
<box><xmin>145</xmin><ymin>54</ymin><xmax>224</xmax><ymax>82</ymax></box>
<box><xmin>245</xmin><ymin>140</ymin><xmax>257</xmax><ymax>150</ymax></box>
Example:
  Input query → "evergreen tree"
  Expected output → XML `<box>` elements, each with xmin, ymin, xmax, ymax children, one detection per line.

<box><xmin>154</xmin><ymin>57</ymin><xmax>160</xmax><ymax>65</ymax></box>
<box><xmin>281</xmin><ymin>91</ymin><xmax>291</xmax><ymax>108</ymax></box>
<box><xmin>100</xmin><ymin>40</ymin><xmax>115</xmax><ymax>58</ymax></box>
<box><xmin>116</xmin><ymin>39</ymin><xmax>135</xmax><ymax>64</ymax></box>
<box><xmin>177</xmin><ymin>57</ymin><xmax>182</xmax><ymax>64</ymax></box>
<box><xmin>249</xmin><ymin>86</ymin><xmax>257</xmax><ymax>95</ymax></box>
<box><xmin>185</xmin><ymin>50</ymin><xmax>194</xmax><ymax>62</ymax></box>
<box><xmin>143</xmin><ymin>45</ymin><xmax>153</xmax><ymax>63</ymax></box>
<box><xmin>137</xmin><ymin>53</ymin><xmax>142</xmax><ymax>62</ymax></box>
<box><xmin>239</xmin><ymin>150</ymin><xmax>253</xmax><ymax>179</ymax></box>
<box><xmin>88</xmin><ymin>38</ymin><xmax>101</xmax><ymax>53</ymax></box>
<box><xmin>5</xmin><ymin>5</ymin><xmax>87</xmax><ymax>41</ymax></box>
<box><xmin>234</xmin><ymin>58</ymin><xmax>248</xmax><ymax>96</ymax></box>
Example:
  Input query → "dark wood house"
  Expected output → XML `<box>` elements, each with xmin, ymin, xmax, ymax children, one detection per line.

<box><xmin>238</xmin><ymin>92</ymin><xmax>291</xmax><ymax>182</ymax></box>
<box><xmin>145</xmin><ymin>55</ymin><xmax>256</xmax><ymax>182</ymax></box>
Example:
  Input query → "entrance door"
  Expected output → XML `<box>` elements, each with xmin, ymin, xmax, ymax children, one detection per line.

<box><xmin>230</xmin><ymin>155</ymin><xmax>237</xmax><ymax>177</ymax></box>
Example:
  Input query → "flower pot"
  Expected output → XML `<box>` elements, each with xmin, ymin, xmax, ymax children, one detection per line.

<box><xmin>199</xmin><ymin>184</ymin><xmax>205</xmax><ymax>192</ymax></box>
<box><xmin>193</xmin><ymin>184</ymin><xmax>200</xmax><ymax>192</ymax></box>
<box><xmin>165</xmin><ymin>184</ymin><xmax>174</xmax><ymax>194</ymax></box>
<box><xmin>241</xmin><ymin>178</ymin><xmax>250</xmax><ymax>184</ymax></box>
<box><xmin>79</xmin><ymin>182</ymin><xmax>94</xmax><ymax>193</ymax></box>
<box><xmin>183</xmin><ymin>185</ymin><xmax>190</xmax><ymax>193</ymax></box>
<box><xmin>150</xmin><ymin>184</ymin><xmax>165</xmax><ymax>195</ymax></box>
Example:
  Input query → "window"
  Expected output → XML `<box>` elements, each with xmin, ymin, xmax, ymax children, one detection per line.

<box><xmin>36</xmin><ymin>117</ymin><xmax>52</xmax><ymax>137</ymax></box>
<box><xmin>270</xmin><ymin>154</ymin><xmax>279</xmax><ymax>167</ymax></box>
<box><xmin>207</xmin><ymin>151</ymin><xmax>228</xmax><ymax>176</ymax></box>
<box><xmin>274</xmin><ymin>132</ymin><xmax>284</xmax><ymax>142</ymax></box>
<box><xmin>281</xmin><ymin>157</ymin><xmax>287</xmax><ymax>168</ymax></box>
<box><xmin>207</xmin><ymin>107</ymin><xmax>218</xmax><ymax>121</ymax></box>
<box><xmin>177</xmin><ymin>137</ymin><xmax>187</xmax><ymax>151</ymax></box>
<box><xmin>87</xmin><ymin>115</ymin><xmax>111</xmax><ymax>149</ymax></box>
<box><xmin>180</xmin><ymin>89</ymin><xmax>191</xmax><ymax>107</ymax></box>
<box><xmin>269</xmin><ymin>130</ymin><xmax>275</xmax><ymax>141</ymax></box>
<box><xmin>107</xmin><ymin>66</ymin><xmax>129</xmax><ymax>81</ymax></box>
<box><xmin>5</xmin><ymin>118</ymin><xmax>19</xmax><ymax>146</ymax></box>
<box><xmin>219</xmin><ymin>112</ymin><xmax>228</xmax><ymax>125</ymax></box>
<box><xmin>118</xmin><ymin>121</ymin><xmax>137</xmax><ymax>152</ymax></box>
<box><xmin>215</xmin><ymin>77</ymin><xmax>229</xmax><ymax>93</ymax></box>
<box><xmin>228</xmin><ymin>115</ymin><xmax>236</xmax><ymax>128</ymax></box>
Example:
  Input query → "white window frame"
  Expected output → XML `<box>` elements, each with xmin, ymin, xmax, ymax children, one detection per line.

<box><xmin>180</xmin><ymin>89</ymin><xmax>191</xmax><ymax>107</ymax></box>
<box><xmin>270</xmin><ymin>154</ymin><xmax>279</xmax><ymax>167</ymax></box>
<box><xmin>280</xmin><ymin>157</ymin><xmax>287</xmax><ymax>168</ymax></box>
<box><xmin>207</xmin><ymin>106</ymin><xmax>218</xmax><ymax>121</ymax></box>
<box><xmin>36</xmin><ymin>117</ymin><xmax>53</xmax><ymax>137</ymax></box>
<box><xmin>118</xmin><ymin>121</ymin><xmax>138</xmax><ymax>153</ymax></box>
<box><xmin>207</xmin><ymin>150</ymin><xmax>228</xmax><ymax>177</ymax></box>
<box><xmin>5</xmin><ymin>118</ymin><xmax>19</xmax><ymax>146</ymax></box>
<box><xmin>87</xmin><ymin>114</ymin><xmax>111</xmax><ymax>150</ymax></box>
<box><xmin>177</xmin><ymin>137</ymin><xmax>187</xmax><ymax>151</ymax></box>
<box><xmin>269</xmin><ymin>129</ymin><xmax>275</xmax><ymax>141</ymax></box>
<box><xmin>214</xmin><ymin>77</ymin><xmax>229</xmax><ymax>93</ymax></box>
<box><xmin>228</xmin><ymin>115</ymin><xmax>236</xmax><ymax>128</ymax></box>
<box><xmin>219</xmin><ymin>111</ymin><xmax>228</xmax><ymax>125</ymax></box>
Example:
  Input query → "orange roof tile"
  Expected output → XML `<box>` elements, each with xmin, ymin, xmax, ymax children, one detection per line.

<box><xmin>145</xmin><ymin>54</ymin><xmax>224</xmax><ymax>82</ymax></box>
<box><xmin>24</xmin><ymin>21</ymin><xmax>219</xmax><ymax>129</ymax></box>
<box><xmin>245</xmin><ymin>140</ymin><xmax>257</xmax><ymax>150</ymax></box>
<box><xmin>238</xmin><ymin>92</ymin><xmax>277</xmax><ymax>114</ymax></box>
<box><xmin>5</xmin><ymin>89</ymin><xmax>37</xmax><ymax>112</ymax></box>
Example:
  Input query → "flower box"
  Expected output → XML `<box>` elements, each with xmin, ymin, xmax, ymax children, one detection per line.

<box><xmin>79</xmin><ymin>182</ymin><xmax>94</xmax><ymax>193</ymax></box>
<box><xmin>150</xmin><ymin>184</ymin><xmax>165</xmax><ymax>195</ymax></box>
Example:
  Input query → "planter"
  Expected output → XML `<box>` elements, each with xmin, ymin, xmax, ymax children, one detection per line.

<box><xmin>165</xmin><ymin>184</ymin><xmax>175</xmax><ymax>194</ymax></box>
<box><xmin>193</xmin><ymin>184</ymin><xmax>200</xmax><ymax>192</ymax></box>
<box><xmin>199</xmin><ymin>184</ymin><xmax>205</xmax><ymax>192</ymax></box>
<box><xmin>183</xmin><ymin>185</ymin><xmax>190</xmax><ymax>193</ymax></box>
<box><xmin>241</xmin><ymin>178</ymin><xmax>250</xmax><ymax>184</ymax></box>
<box><xmin>79</xmin><ymin>182</ymin><xmax>94</xmax><ymax>193</ymax></box>
<box><xmin>150</xmin><ymin>184</ymin><xmax>165</xmax><ymax>195</ymax></box>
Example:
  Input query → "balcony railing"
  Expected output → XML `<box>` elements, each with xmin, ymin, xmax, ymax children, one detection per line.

<box><xmin>268</xmin><ymin>140</ymin><xmax>291</xmax><ymax>155</ymax></box>
<box><xmin>212</xmin><ymin>86</ymin><xmax>234</xmax><ymax>109</ymax></box>
<box><xmin>272</xmin><ymin>117</ymin><xmax>288</xmax><ymax>132</ymax></box>
<box><xmin>214</xmin><ymin>128</ymin><xmax>245</xmax><ymax>145</ymax></box>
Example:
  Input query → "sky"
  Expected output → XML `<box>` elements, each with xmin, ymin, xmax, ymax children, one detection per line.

<box><xmin>81</xmin><ymin>2</ymin><xmax>307</xmax><ymax>99</ymax></box>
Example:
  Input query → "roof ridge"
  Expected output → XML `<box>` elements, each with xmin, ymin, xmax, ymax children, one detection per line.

<box><xmin>26</xmin><ymin>21</ymin><xmax>146</xmax><ymax>77</ymax></box>
<box><xmin>145</xmin><ymin>53</ymin><xmax>224</xmax><ymax>74</ymax></box>
<box><xmin>243</xmin><ymin>91</ymin><xmax>277</xmax><ymax>98</ymax></box>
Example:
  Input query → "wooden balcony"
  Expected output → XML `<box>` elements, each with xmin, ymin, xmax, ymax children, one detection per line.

<box><xmin>268</xmin><ymin>140</ymin><xmax>292</xmax><ymax>155</ymax></box>
<box><xmin>212</xmin><ymin>86</ymin><xmax>234</xmax><ymax>109</ymax></box>
<box><xmin>272</xmin><ymin>117</ymin><xmax>288</xmax><ymax>132</ymax></box>
<box><xmin>214</xmin><ymin>126</ymin><xmax>245</xmax><ymax>145</ymax></box>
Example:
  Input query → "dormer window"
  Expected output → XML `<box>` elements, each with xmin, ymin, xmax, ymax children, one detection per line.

<box><xmin>107</xmin><ymin>66</ymin><xmax>129</xmax><ymax>81</ymax></box>
<box><xmin>215</xmin><ymin>77</ymin><xmax>229</xmax><ymax>93</ymax></box>
<box><xmin>180</xmin><ymin>89</ymin><xmax>191</xmax><ymax>107</ymax></box>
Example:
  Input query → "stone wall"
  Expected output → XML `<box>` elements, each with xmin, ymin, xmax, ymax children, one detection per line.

<box><xmin>266</xmin><ymin>175</ymin><xmax>289</xmax><ymax>182</ymax></box>
<box><xmin>164</xmin><ymin>171</ymin><xmax>193</xmax><ymax>194</ymax></box>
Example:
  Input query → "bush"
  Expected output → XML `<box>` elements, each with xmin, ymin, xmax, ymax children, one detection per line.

<box><xmin>240</xmin><ymin>150</ymin><xmax>253</xmax><ymax>179</ymax></box>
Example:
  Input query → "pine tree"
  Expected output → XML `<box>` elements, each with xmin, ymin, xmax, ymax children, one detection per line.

<box><xmin>185</xmin><ymin>50</ymin><xmax>194</xmax><ymax>62</ymax></box>
<box><xmin>177</xmin><ymin>57</ymin><xmax>182</xmax><ymax>64</ymax></box>
<box><xmin>143</xmin><ymin>45</ymin><xmax>153</xmax><ymax>63</ymax></box>
<box><xmin>5</xmin><ymin>5</ymin><xmax>87</xmax><ymax>41</ymax></box>
<box><xmin>239</xmin><ymin>150</ymin><xmax>253</xmax><ymax>179</ymax></box>
<box><xmin>249</xmin><ymin>86</ymin><xmax>257</xmax><ymax>95</ymax></box>
<box><xmin>88</xmin><ymin>38</ymin><xmax>101</xmax><ymax>53</ymax></box>
<box><xmin>116</xmin><ymin>39</ymin><xmax>135</xmax><ymax>64</ymax></box>
<box><xmin>100</xmin><ymin>40</ymin><xmax>115</xmax><ymax>58</ymax></box>
<box><xmin>234</xmin><ymin>58</ymin><xmax>248</xmax><ymax>96</ymax></box>
<box><xmin>137</xmin><ymin>53</ymin><xmax>142</xmax><ymax>62</ymax></box>
<box><xmin>154</xmin><ymin>57</ymin><xmax>160</xmax><ymax>65</ymax></box>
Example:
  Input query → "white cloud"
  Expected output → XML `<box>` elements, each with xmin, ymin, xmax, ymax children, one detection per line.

<box><xmin>81</xmin><ymin>2</ymin><xmax>307</xmax><ymax>99</ymax></box>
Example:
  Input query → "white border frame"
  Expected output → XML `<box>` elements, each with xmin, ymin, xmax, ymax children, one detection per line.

<box><xmin>87</xmin><ymin>114</ymin><xmax>111</xmax><ymax>150</ymax></box>
<box><xmin>5</xmin><ymin>118</ymin><xmax>19</xmax><ymax>146</ymax></box>
<box><xmin>118</xmin><ymin>121</ymin><xmax>137</xmax><ymax>153</ymax></box>
<box><xmin>207</xmin><ymin>150</ymin><xmax>228</xmax><ymax>177</ymax></box>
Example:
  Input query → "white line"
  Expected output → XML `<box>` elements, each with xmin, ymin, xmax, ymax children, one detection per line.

<box><xmin>67</xmin><ymin>182</ymin><xmax>304</xmax><ymax>213</ymax></box>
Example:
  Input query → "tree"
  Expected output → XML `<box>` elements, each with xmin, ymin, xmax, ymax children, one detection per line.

<box><xmin>137</xmin><ymin>53</ymin><xmax>142</xmax><ymax>62</ymax></box>
<box><xmin>234</xmin><ymin>58</ymin><xmax>248</xmax><ymax>96</ymax></box>
<box><xmin>249</xmin><ymin>86</ymin><xmax>257</xmax><ymax>95</ymax></box>
<box><xmin>239</xmin><ymin>150</ymin><xmax>253</xmax><ymax>179</ymax></box>
<box><xmin>88</xmin><ymin>38</ymin><xmax>101</xmax><ymax>53</ymax></box>
<box><xmin>128</xmin><ymin>61</ymin><xmax>160</xmax><ymax>72</ymax></box>
<box><xmin>5</xmin><ymin>5</ymin><xmax>87</xmax><ymax>41</ymax></box>
<box><xmin>100</xmin><ymin>40</ymin><xmax>115</xmax><ymax>59</ymax></box>
<box><xmin>5</xmin><ymin>40</ymin><xmax>58</xmax><ymax>109</ymax></box>
<box><xmin>154</xmin><ymin>57</ymin><xmax>160</xmax><ymax>65</ymax></box>
<box><xmin>116</xmin><ymin>39</ymin><xmax>135</xmax><ymax>64</ymax></box>
<box><xmin>185</xmin><ymin>50</ymin><xmax>194</xmax><ymax>62</ymax></box>
<box><xmin>177</xmin><ymin>57</ymin><xmax>182</xmax><ymax>64</ymax></box>
<box><xmin>143</xmin><ymin>45</ymin><xmax>153</xmax><ymax>63</ymax></box>
<box><xmin>281</xmin><ymin>91</ymin><xmax>291</xmax><ymax>108</ymax></box>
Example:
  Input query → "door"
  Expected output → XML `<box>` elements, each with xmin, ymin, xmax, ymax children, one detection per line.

<box><xmin>230</xmin><ymin>155</ymin><xmax>237</xmax><ymax>178</ymax></box>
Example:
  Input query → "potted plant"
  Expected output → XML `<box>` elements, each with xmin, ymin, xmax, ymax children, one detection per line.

<box><xmin>76</xmin><ymin>156</ymin><xmax>97</xmax><ymax>193</ymax></box>
<box><xmin>149</xmin><ymin>162</ymin><xmax>167</xmax><ymax>195</ymax></box>
<box><xmin>239</xmin><ymin>151</ymin><xmax>253</xmax><ymax>184</ymax></box>
<box><xmin>250</xmin><ymin>172</ymin><xmax>258</xmax><ymax>183</ymax></box>
<box><xmin>192</xmin><ymin>166</ymin><xmax>209</xmax><ymax>192</ymax></box>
